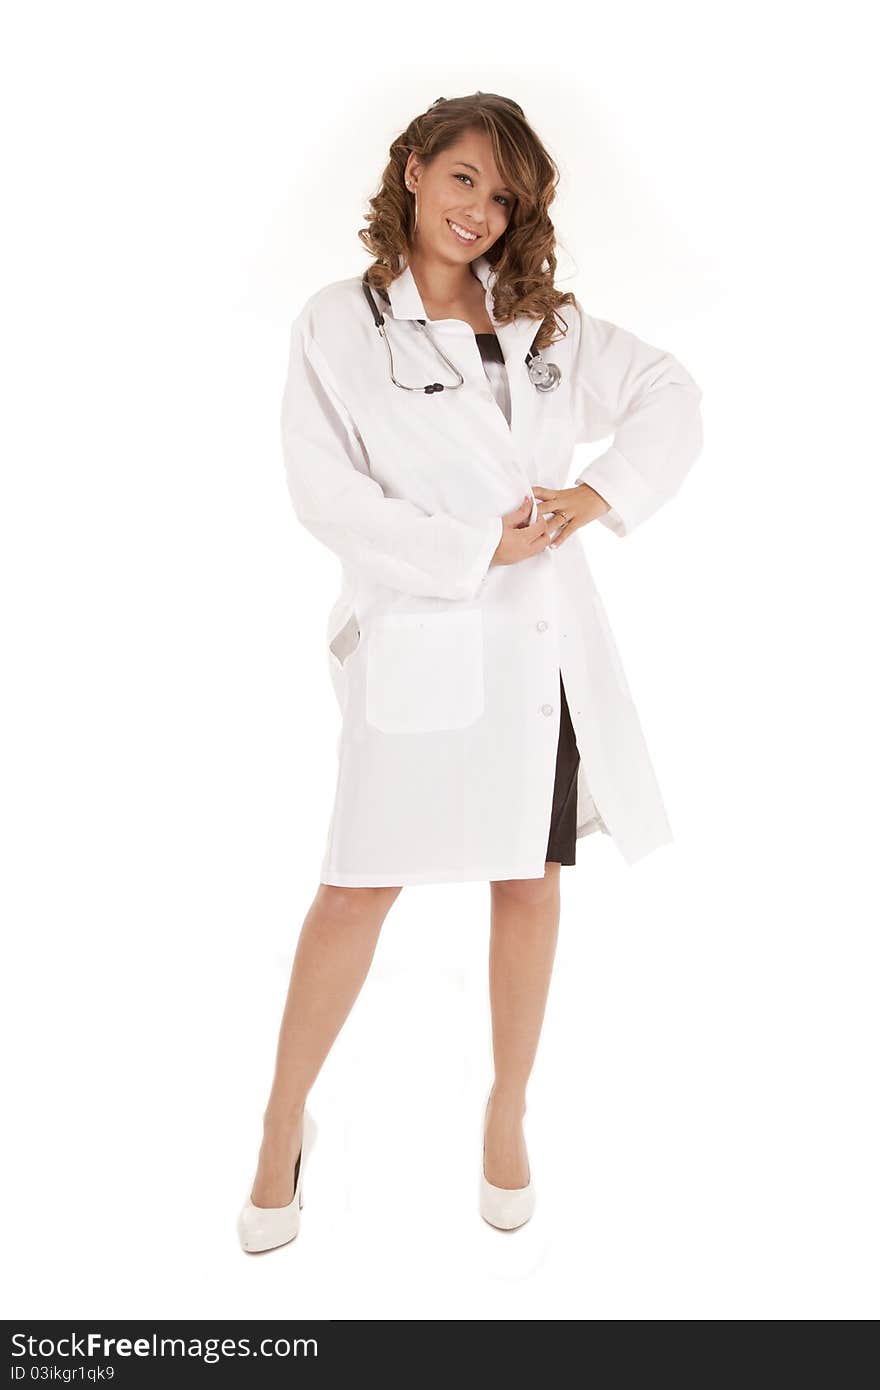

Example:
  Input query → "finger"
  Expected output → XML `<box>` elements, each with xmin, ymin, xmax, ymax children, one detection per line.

<box><xmin>533</xmin><ymin>528</ymin><xmax>555</xmax><ymax>552</ymax></box>
<box><xmin>504</xmin><ymin>495</ymin><xmax>534</xmax><ymax>524</ymax></box>
<box><xmin>549</xmin><ymin>517</ymin><xmax>576</xmax><ymax>549</ymax></box>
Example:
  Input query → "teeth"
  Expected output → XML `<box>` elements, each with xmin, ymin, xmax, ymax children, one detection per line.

<box><xmin>448</xmin><ymin>219</ymin><xmax>477</xmax><ymax>241</ymax></box>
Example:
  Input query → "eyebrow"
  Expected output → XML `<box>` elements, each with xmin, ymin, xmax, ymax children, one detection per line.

<box><xmin>454</xmin><ymin>161</ymin><xmax>514</xmax><ymax>195</ymax></box>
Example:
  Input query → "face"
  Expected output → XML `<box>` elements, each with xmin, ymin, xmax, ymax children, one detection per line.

<box><xmin>405</xmin><ymin>128</ymin><xmax>516</xmax><ymax>263</ymax></box>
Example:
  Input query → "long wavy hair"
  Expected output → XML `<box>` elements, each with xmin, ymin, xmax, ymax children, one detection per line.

<box><xmin>358</xmin><ymin>93</ymin><xmax>575</xmax><ymax>352</ymax></box>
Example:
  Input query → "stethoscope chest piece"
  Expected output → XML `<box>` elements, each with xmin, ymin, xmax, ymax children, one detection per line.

<box><xmin>526</xmin><ymin>352</ymin><xmax>562</xmax><ymax>392</ymax></box>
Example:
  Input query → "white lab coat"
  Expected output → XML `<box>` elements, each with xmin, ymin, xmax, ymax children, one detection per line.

<box><xmin>280</xmin><ymin>254</ymin><xmax>703</xmax><ymax>886</ymax></box>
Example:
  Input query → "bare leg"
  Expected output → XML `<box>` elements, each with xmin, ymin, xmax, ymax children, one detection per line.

<box><xmin>485</xmin><ymin>863</ymin><xmax>561</xmax><ymax>1188</ymax></box>
<box><xmin>249</xmin><ymin>882</ymin><xmax>402</xmax><ymax>1207</ymax></box>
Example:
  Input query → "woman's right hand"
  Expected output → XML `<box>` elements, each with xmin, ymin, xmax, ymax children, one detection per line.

<box><xmin>490</xmin><ymin>494</ymin><xmax>552</xmax><ymax>567</ymax></box>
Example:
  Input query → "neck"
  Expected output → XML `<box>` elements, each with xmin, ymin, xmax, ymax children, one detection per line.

<box><xmin>406</xmin><ymin>248</ymin><xmax>481</xmax><ymax>308</ymax></box>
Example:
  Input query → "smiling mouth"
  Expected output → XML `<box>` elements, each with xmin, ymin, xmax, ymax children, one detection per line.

<box><xmin>447</xmin><ymin>218</ymin><xmax>480</xmax><ymax>244</ymax></box>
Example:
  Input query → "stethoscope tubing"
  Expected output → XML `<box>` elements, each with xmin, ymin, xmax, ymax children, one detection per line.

<box><xmin>361</xmin><ymin>271</ymin><xmax>561</xmax><ymax>394</ymax></box>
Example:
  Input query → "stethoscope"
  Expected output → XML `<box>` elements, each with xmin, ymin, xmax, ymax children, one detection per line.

<box><xmin>360</xmin><ymin>271</ymin><xmax>561</xmax><ymax>395</ymax></box>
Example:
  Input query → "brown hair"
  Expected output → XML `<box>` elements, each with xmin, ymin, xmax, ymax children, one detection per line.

<box><xmin>358</xmin><ymin>93</ymin><xmax>575</xmax><ymax>351</ymax></box>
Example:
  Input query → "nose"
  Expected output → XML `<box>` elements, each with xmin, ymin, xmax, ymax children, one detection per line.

<box><xmin>461</xmin><ymin>213</ymin><xmax>491</xmax><ymax>238</ymax></box>
<box><xmin>463</xmin><ymin>196</ymin><xmax>496</xmax><ymax>228</ymax></box>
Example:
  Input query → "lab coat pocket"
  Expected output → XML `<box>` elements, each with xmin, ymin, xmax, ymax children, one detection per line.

<box><xmin>365</xmin><ymin>609</ymin><xmax>485</xmax><ymax>735</ymax></box>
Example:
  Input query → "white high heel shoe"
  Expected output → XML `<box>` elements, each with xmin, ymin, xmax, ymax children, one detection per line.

<box><xmin>237</xmin><ymin>1109</ymin><xmax>318</xmax><ymax>1253</ymax></box>
<box><xmin>478</xmin><ymin>1092</ymin><xmax>536</xmax><ymax>1230</ymax></box>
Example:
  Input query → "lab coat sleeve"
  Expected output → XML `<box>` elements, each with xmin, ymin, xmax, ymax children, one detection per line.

<box><xmin>571</xmin><ymin>303</ymin><xmax>703</xmax><ymax>537</ymax></box>
<box><xmin>280</xmin><ymin>315</ymin><xmax>503</xmax><ymax>601</ymax></box>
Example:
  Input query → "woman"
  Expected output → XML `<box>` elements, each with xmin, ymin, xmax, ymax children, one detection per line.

<box><xmin>237</xmin><ymin>92</ymin><xmax>703</xmax><ymax>1252</ymax></box>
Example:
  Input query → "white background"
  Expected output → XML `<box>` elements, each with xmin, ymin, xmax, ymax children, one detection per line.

<box><xmin>2</xmin><ymin>0</ymin><xmax>878</xmax><ymax>1321</ymax></box>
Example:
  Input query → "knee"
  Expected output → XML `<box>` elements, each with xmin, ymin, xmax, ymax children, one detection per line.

<box><xmin>491</xmin><ymin>871</ymin><xmax>558</xmax><ymax>912</ymax></box>
<box><xmin>314</xmin><ymin>883</ymin><xmax>402</xmax><ymax>925</ymax></box>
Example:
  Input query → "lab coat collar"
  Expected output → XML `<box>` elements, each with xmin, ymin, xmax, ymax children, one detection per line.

<box><xmin>384</xmin><ymin>252</ymin><xmax>493</xmax><ymax>320</ymax></box>
<box><xmin>384</xmin><ymin>253</ymin><xmax>537</xmax><ymax>343</ymax></box>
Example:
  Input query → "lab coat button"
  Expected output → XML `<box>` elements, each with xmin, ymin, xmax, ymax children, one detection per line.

<box><xmin>536</xmin><ymin>619</ymin><xmax>549</xmax><ymax>632</ymax></box>
<box><xmin>541</xmin><ymin>703</ymin><xmax>553</xmax><ymax>716</ymax></box>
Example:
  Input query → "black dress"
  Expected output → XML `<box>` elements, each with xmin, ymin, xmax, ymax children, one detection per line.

<box><xmin>475</xmin><ymin>332</ymin><xmax>581</xmax><ymax>866</ymax></box>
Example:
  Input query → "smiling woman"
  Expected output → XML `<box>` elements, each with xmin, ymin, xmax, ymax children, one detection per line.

<box><xmin>237</xmin><ymin>90</ymin><xmax>704</xmax><ymax>1252</ymax></box>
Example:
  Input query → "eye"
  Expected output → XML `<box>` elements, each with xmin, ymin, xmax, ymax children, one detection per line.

<box><xmin>453</xmin><ymin>173</ymin><xmax>511</xmax><ymax>208</ymax></box>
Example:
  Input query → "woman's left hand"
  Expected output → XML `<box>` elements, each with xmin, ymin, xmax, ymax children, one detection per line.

<box><xmin>530</xmin><ymin>482</ymin><xmax>612</xmax><ymax>548</ymax></box>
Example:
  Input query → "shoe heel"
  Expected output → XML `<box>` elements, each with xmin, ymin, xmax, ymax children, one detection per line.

<box><xmin>478</xmin><ymin>1091</ymin><xmax>536</xmax><ymax>1231</ymax></box>
<box><xmin>237</xmin><ymin>1107</ymin><xmax>316</xmax><ymax>1253</ymax></box>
